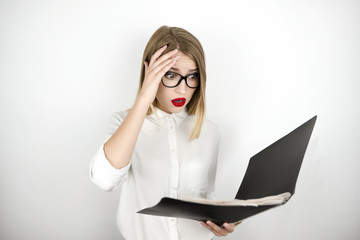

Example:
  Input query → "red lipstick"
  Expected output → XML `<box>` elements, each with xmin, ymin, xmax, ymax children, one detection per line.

<box><xmin>171</xmin><ymin>98</ymin><xmax>186</xmax><ymax>107</ymax></box>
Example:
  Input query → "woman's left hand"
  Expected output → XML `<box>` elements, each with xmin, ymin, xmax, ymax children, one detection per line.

<box><xmin>200</xmin><ymin>220</ymin><xmax>242</xmax><ymax>237</ymax></box>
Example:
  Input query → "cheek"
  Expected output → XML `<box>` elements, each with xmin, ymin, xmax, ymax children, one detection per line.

<box><xmin>187</xmin><ymin>89</ymin><xmax>196</xmax><ymax>100</ymax></box>
<box><xmin>156</xmin><ymin>85</ymin><xmax>171</xmax><ymax>102</ymax></box>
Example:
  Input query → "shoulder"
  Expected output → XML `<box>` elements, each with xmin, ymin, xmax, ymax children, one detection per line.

<box><xmin>104</xmin><ymin>110</ymin><xmax>129</xmax><ymax>137</ymax></box>
<box><xmin>202</xmin><ymin>118</ymin><xmax>219</xmax><ymax>130</ymax></box>
<box><xmin>200</xmin><ymin>118</ymin><xmax>221</xmax><ymax>141</ymax></box>
<box><xmin>202</xmin><ymin>118</ymin><xmax>219</xmax><ymax>132</ymax></box>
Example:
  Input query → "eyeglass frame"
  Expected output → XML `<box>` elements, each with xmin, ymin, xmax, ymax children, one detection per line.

<box><xmin>161</xmin><ymin>71</ymin><xmax>200</xmax><ymax>89</ymax></box>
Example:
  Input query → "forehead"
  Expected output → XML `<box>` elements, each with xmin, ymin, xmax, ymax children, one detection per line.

<box><xmin>172</xmin><ymin>52</ymin><xmax>197</xmax><ymax>72</ymax></box>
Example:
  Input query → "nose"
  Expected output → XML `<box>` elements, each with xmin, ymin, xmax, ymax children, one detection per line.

<box><xmin>175</xmin><ymin>79</ymin><xmax>187</xmax><ymax>94</ymax></box>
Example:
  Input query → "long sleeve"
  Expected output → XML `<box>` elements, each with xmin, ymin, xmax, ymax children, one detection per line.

<box><xmin>207</xmin><ymin>124</ymin><xmax>221</xmax><ymax>200</ymax></box>
<box><xmin>90</xmin><ymin>111</ymin><xmax>131</xmax><ymax>191</ymax></box>
<box><xmin>90</xmin><ymin>108</ymin><xmax>220</xmax><ymax>239</ymax></box>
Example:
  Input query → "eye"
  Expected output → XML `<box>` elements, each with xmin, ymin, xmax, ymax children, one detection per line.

<box><xmin>164</xmin><ymin>72</ymin><xmax>176</xmax><ymax>79</ymax></box>
<box><xmin>188</xmin><ymin>73</ymin><xmax>199</xmax><ymax>81</ymax></box>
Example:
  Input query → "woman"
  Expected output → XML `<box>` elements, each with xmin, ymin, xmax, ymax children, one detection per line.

<box><xmin>90</xmin><ymin>25</ymin><xmax>240</xmax><ymax>239</ymax></box>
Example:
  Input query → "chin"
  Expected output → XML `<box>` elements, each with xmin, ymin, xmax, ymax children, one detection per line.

<box><xmin>157</xmin><ymin>103</ymin><xmax>187</xmax><ymax>114</ymax></box>
<box><xmin>172</xmin><ymin>107</ymin><xmax>183</xmax><ymax>112</ymax></box>
<box><xmin>170</xmin><ymin>106</ymin><xmax>186</xmax><ymax>113</ymax></box>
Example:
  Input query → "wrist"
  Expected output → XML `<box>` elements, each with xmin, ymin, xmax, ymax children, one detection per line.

<box><xmin>133</xmin><ymin>96</ymin><xmax>153</xmax><ymax>113</ymax></box>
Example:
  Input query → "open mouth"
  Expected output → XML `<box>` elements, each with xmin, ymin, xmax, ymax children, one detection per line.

<box><xmin>171</xmin><ymin>98</ymin><xmax>186</xmax><ymax>107</ymax></box>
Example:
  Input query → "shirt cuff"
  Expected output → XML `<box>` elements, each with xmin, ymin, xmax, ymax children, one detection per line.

<box><xmin>90</xmin><ymin>144</ymin><xmax>131</xmax><ymax>191</ymax></box>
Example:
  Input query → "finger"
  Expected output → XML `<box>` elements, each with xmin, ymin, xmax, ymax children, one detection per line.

<box><xmin>223</xmin><ymin>223</ymin><xmax>235</xmax><ymax>233</ymax></box>
<box><xmin>153</xmin><ymin>48</ymin><xmax>178</xmax><ymax>67</ymax></box>
<box><xmin>141</xmin><ymin>57</ymin><xmax>179</xmax><ymax>91</ymax></box>
<box><xmin>149</xmin><ymin>45</ymin><xmax>168</xmax><ymax>65</ymax></box>
<box><xmin>200</xmin><ymin>221</ymin><xmax>212</xmax><ymax>230</ymax></box>
<box><xmin>143</xmin><ymin>58</ymin><xmax>174</xmax><ymax>83</ymax></box>
<box><xmin>144</xmin><ymin>61</ymin><xmax>148</xmax><ymax>72</ymax></box>
<box><xmin>152</xmin><ymin>55</ymin><xmax>180</xmax><ymax>77</ymax></box>
<box><xmin>206</xmin><ymin>221</ymin><xmax>228</xmax><ymax>236</ymax></box>
<box><xmin>149</xmin><ymin>48</ymin><xmax>179</xmax><ymax>70</ymax></box>
<box><xmin>143</xmin><ymin>61</ymin><xmax>149</xmax><ymax>78</ymax></box>
<box><xmin>144</xmin><ymin>55</ymin><xmax>179</xmax><ymax>85</ymax></box>
<box><xmin>235</xmin><ymin>221</ymin><xmax>242</xmax><ymax>226</ymax></box>
<box><xmin>200</xmin><ymin>221</ymin><xmax>221</xmax><ymax>236</ymax></box>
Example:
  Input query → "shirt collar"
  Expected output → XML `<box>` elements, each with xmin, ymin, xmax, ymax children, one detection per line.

<box><xmin>153</xmin><ymin>107</ymin><xmax>188</xmax><ymax>126</ymax></box>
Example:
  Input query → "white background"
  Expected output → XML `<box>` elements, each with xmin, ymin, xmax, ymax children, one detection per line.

<box><xmin>1</xmin><ymin>0</ymin><xmax>359</xmax><ymax>239</ymax></box>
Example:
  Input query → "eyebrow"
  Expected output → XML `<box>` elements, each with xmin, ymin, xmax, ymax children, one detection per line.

<box><xmin>170</xmin><ymin>67</ymin><xmax>198</xmax><ymax>73</ymax></box>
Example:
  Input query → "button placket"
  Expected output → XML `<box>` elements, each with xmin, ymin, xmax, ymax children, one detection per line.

<box><xmin>168</xmin><ymin>123</ymin><xmax>178</xmax><ymax>197</ymax></box>
<box><xmin>167</xmin><ymin>117</ymin><xmax>179</xmax><ymax>240</ymax></box>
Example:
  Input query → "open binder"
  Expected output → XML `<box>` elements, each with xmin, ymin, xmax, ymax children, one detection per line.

<box><xmin>138</xmin><ymin>116</ymin><xmax>317</xmax><ymax>225</ymax></box>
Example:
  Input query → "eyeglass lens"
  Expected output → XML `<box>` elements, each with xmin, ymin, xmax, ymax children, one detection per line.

<box><xmin>162</xmin><ymin>72</ymin><xmax>199</xmax><ymax>88</ymax></box>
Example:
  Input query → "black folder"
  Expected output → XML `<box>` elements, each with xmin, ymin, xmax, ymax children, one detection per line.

<box><xmin>138</xmin><ymin>116</ymin><xmax>317</xmax><ymax>225</ymax></box>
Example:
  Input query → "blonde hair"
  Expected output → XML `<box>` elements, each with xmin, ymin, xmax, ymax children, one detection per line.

<box><xmin>137</xmin><ymin>26</ymin><xmax>206</xmax><ymax>141</ymax></box>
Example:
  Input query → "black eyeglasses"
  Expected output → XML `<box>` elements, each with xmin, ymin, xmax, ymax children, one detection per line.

<box><xmin>161</xmin><ymin>71</ymin><xmax>200</xmax><ymax>89</ymax></box>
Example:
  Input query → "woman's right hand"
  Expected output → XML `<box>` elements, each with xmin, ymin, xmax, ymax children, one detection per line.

<box><xmin>137</xmin><ymin>45</ymin><xmax>180</xmax><ymax>106</ymax></box>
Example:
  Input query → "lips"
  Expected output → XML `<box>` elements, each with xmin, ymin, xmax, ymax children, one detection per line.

<box><xmin>171</xmin><ymin>98</ymin><xmax>186</xmax><ymax>107</ymax></box>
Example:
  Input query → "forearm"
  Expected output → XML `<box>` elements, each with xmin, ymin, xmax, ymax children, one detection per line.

<box><xmin>104</xmin><ymin>46</ymin><xmax>179</xmax><ymax>169</ymax></box>
<box><xmin>104</xmin><ymin>97</ymin><xmax>150</xmax><ymax>169</ymax></box>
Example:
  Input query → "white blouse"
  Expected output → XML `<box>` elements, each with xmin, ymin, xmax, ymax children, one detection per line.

<box><xmin>90</xmin><ymin>107</ymin><xmax>220</xmax><ymax>240</ymax></box>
